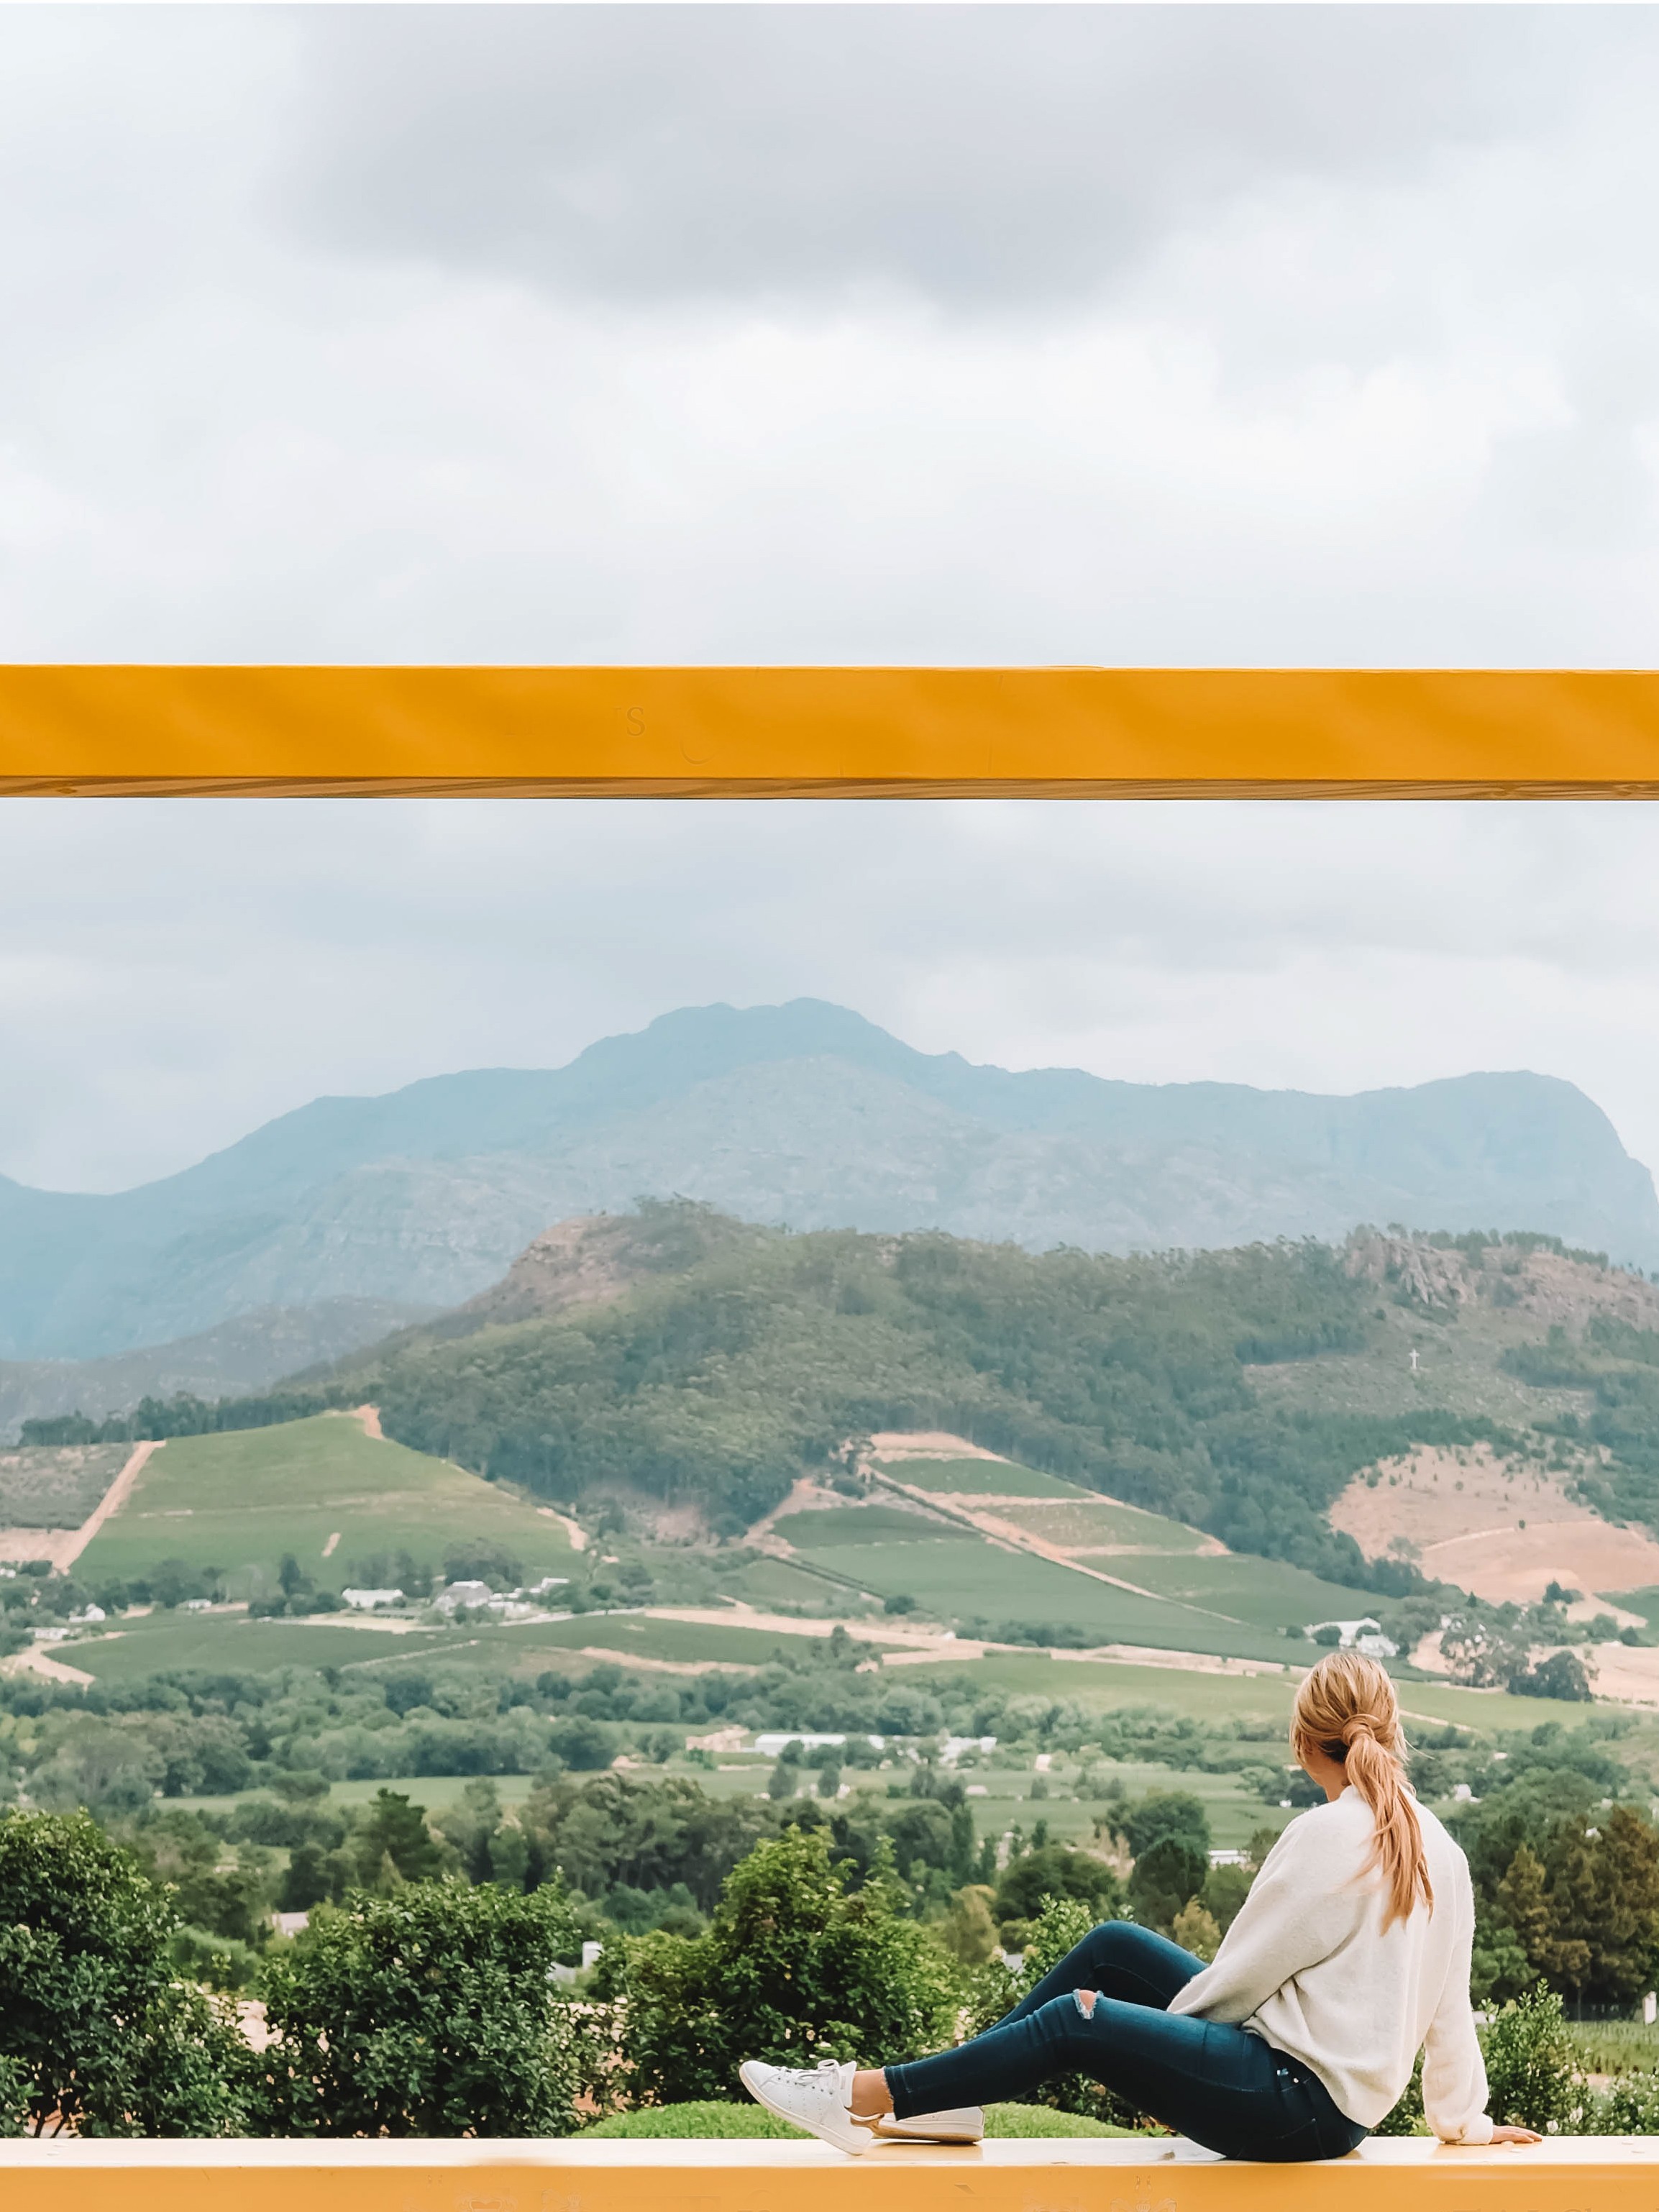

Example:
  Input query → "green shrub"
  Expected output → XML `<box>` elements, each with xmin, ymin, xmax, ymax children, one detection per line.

<box><xmin>252</xmin><ymin>1878</ymin><xmax>585</xmax><ymax>2135</ymax></box>
<box><xmin>0</xmin><ymin>1810</ymin><xmax>250</xmax><ymax>2136</ymax></box>
<box><xmin>1372</xmin><ymin>2052</ymin><xmax>1426</xmax><ymax>2136</ymax></box>
<box><xmin>1590</xmin><ymin>2072</ymin><xmax>1659</xmax><ymax>2134</ymax></box>
<box><xmin>598</xmin><ymin>1825</ymin><xmax>959</xmax><ymax>2107</ymax></box>
<box><xmin>984</xmin><ymin>2103</ymin><xmax>1135</xmax><ymax>2138</ymax></box>
<box><xmin>964</xmin><ymin>1894</ymin><xmax>1148</xmax><ymax>2129</ymax></box>
<box><xmin>994</xmin><ymin>1846</ymin><xmax>1120</xmax><ymax>1924</ymax></box>
<box><xmin>169</xmin><ymin>1926</ymin><xmax>263</xmax><ymax>1993</ymax></box>
<box><xmin>1481</xmin><ymin>1983</ymin><xmax>1584</xmax><ymax>2134</ymax></box>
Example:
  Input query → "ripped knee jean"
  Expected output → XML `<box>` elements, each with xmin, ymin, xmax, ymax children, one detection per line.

<box><xmin>884</xmin><ymin>1919</ymin><xmax>1366</xmax><ymax>2163</ymax></box>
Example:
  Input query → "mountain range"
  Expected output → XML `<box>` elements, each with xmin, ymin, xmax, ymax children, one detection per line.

<box><xmin>2</xmin><ymin>999</ymin><xmax>1655</xmax><ymax>1399</ymax></box>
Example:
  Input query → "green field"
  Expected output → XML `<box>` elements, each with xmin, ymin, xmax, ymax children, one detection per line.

<box><xmin>458</xmin><ymin>1613</ymin><xmax>857</xmax><ymax>1670</ymax></box>
<box><xmin>776</xmin><ymin>1504</ymin><xmax>979</xmax><ymax>1547</ymax></box>
<box><xmin>899</xmin><ymin>1648</ymin><xmax>1302</xmax><ymax>1721</ymax></box>
<box><xmin>993</xmin><ymin>1498</ymin><xmax>1209</xmax><ymax>1551</ymax></box>
<box><xmin>52</xmin><ymin>1605</ymin><xmax>849</xmax><ymax>1685</ymax></box>
<box><xmin>76</xmin><ymin>1415</ymin><xmax>577</xmax><ymax>1597</ymax></box>
<box><xmin>1124</xmin><ymin>1553</ymin><xmax>1382</xmax><ymax>1630</ymax></box>
<box><xmin>730</xmin><ymin>1555</ymin><xmax>865</xmax><ymax>1609</ymax></box>
<box><xmin>68</xmin><ymin>1612</ymin><xmax>453</xmax><ymax>1682</ymax></box>
<box><xmin>890</xmin><ymin>1647</ymin><xmax>1582</xmax><ymax>1735</ymax></box>
<box><xmin>879</xmin><ymin>1457</ymin><xmax>1084</xmax><ymax>1498</ymax></box>
<box><xmin>800</xmin><ymin>1538</ymin><xmax>1294</xmax><ymax>1661</ymax></box>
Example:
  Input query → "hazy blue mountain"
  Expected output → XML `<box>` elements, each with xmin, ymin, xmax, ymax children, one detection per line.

<box><xmin>0</xmin><ymin>1298</ymin><xmax>436</xmax><ymax>1442</ymax></box>
<box><xmin>2</xmin><ymin>999</ymin><xmax>1655</xmax><ymax>1361</ymax></box>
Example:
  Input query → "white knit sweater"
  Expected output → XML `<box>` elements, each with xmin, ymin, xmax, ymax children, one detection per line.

<box><xmin>1167</xmin><ymin>1786</ymin><xmax>1492</xmax><ymax>2142</ymax></box>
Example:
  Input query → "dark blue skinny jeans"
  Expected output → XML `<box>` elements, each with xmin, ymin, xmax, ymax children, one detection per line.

<box><xmin>886</xmin><ymin>1921</ymin><xmax>1368</xmax><ymax>2162</ymax></box>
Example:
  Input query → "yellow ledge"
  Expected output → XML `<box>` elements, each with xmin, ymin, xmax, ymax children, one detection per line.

<box><xmin>0</xmin><ymin>2136</ymin><xmax>1652</xmax><ymax>2211</ymax></box>
<box><xmin>4</xmin><ymin>666</ymin><xmax>1659</xmax><ymax>795</ymax></box>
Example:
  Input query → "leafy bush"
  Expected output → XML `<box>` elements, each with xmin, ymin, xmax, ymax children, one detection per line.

<box><xmin>936</xmin><ymin>1884</ymin><xmax>1000</xmax><ymax>1965</ymax></box>
<box><xmin>0</xmin><ymin>1810</ymin><xmax>250</xmax><ymax>2135</ymax></box>
<box><xmin>1481</xmin><ymin>1983</ymin><xmax>1584</xmax><ymax>2134</ymax></box>
<box><xmin>170</xmin><ymin>1927</ymin><xmax>262</xmax><ymax>1993</ymax></box>
<box><xmin>1591</xmin><ymin>2072</ymin><xmax>1659</xmax><ymax>2134</ymax></box>
<box><xmin>1128</xmin><ymin>1837</ymin><xmax>1208</xmax><ymax>1934</ymax></box>
<box><xmin>596</xmin><ymin>1824</ymin><xmax>959</xmax><ymax>2107</ymax></box>
<box><xmin>443</xmin><ymin>1540</ymin><xmax>523</xmax><ymax>1589</ymax></box>
<box><xmin>252</xmin><ymin>1878</ymin><xmax>585</xmax><ymax>2135</ymax></box>
<box><xmin>1371</xmin><ymin>2052</ymin><xmax>1426</xmax><ymax>2136</ymax></box>
<box><xmin>1509</xmin><ymin>1653</ymin><xmax>1595</xmax><ymax>1702</ymax></box>
<box><xmin>964</xmin><ymin>1893</ymin><xmax>1149</xmax><ymax>2129</ymax></box>
<box><xmin>983</xmin><ymin>2102</ymin><xmax>1134</xmax><ymax>2137</ymax></box>
<box><xmin>1119</xmin><ymin>1791</ymin><xmax>1212</xmax><ymax>1860</ymax></box>
<box><xmin>548</xmin><ymin>1716</ymin><xmax>619</xmax><ymax>1771</ymax></box>
<box><xmin>994</xmin><ymin>1845</ymin><xmax>1120</xmax><ymax>1924</ymax></box>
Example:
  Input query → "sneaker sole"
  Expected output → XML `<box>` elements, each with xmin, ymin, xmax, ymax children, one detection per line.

<box><xmin>874</xmin><ymin>2123</ymin><xmax>984</xmax><ymax>2145</ymax></box>
<box><xmin>739</xmin><ymin>2062</ymin><xmax>870</xmax><ymax>2157</ymax></box>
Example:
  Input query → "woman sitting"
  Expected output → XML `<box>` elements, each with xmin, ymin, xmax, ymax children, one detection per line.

<box><xmin>741</xmin><ymin>1649</ymin><xmax>1540</xmax><ymax>2161</ymax></box>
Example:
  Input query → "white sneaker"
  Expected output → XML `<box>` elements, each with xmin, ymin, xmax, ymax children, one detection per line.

<box><xmin>874</xmin><ymin>2106</ymin><xmax>984</xmax><ymax>2144</ymax></box>
<box><xmin>739</xmin><ymin>2058</ymin><xmax>872</xmax><ymax>2154</ymax></box>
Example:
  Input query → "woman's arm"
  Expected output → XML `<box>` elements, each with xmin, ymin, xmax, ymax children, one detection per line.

<box><xmin>1421</xmin><ymin>1860</ymin><xmax>1494</xmax><ymax>2144</ymax></box>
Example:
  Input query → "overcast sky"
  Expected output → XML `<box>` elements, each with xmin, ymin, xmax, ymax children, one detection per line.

<box><xmin>4</xmin><ymin>9</ymin><xmax>1659</xmax><ymax>1194</ymax></box>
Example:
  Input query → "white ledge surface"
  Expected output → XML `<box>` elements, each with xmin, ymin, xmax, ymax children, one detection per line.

<box><xmin>0</xmin><ymin>2136</ymin><xmax>1653</xmax><ymax>2165</ymax></box>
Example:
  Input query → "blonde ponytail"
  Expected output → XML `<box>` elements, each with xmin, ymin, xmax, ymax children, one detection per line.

<box><xmin>1292</xmin><ymin>1649</ymin><xmax>1431</xmax><ymax>1929</ymax></box>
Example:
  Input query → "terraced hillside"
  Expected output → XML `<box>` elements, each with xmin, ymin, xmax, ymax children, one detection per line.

<box><xmin>757</xmin><ymin>1435</ymin><xmax>1387</xmax><ymax>1660</ymax></box>
<box><xmin>37</xmin><ymin>1210</ymin><xmax>1659</xmax><ymax>1658</ymax></box>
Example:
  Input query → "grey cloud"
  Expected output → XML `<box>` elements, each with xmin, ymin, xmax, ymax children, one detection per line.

<box><xmin>278</xmin><ymin>6</ymin><xmax>1627</xmax><ymax>311</ymax></box>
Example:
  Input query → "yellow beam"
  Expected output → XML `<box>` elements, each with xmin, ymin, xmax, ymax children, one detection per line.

<box><xmin>0</xmin><ymin>2136</ymin><xmax>1655</xmax><ymax>2210</ymax></box>
<box><xmin>3</xmin><ymin>667</ymin><xmax>1659</xmax><ymax>795</ymax></box>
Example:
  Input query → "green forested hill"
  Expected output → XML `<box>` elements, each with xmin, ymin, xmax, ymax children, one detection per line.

<box><xmin>314</xmin><ymin>1214</ymin><xmax>1514</xmax><ymax>1584</ymax></box>
<box><xmin>40</xmin><ymin>1208</ymin><xmax>1659</xmax><ymax>1601</ymax></box>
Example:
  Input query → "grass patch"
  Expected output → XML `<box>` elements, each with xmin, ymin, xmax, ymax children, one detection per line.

<box><xmin>576</xmin><ymin>2101</ymin><xmax>1137</xmax><ymax>2139</ymax></box>
<box><xmin>777</xmin><ymin>1505</ymin><xmax>978</xmax><ymax>1548</ymax></box>
<box><xmin>68</xmin><ymin>1613</ymin><xmax>452</xmax><ymax>1683</ymax></box>
<box><xmin>992</xmin><ymin>1500</ymin><xmax>1207</xmax><ymax>1552</ymax></box>
<box><xmin>1567</xmin><ymin>2021</ymin><xmax>1659</xmax><ymax>2078</ymax></box>
<box><xmin>803</xmin><ymin>1541</ymin><xmax>1292</xmax><ymax>1662</ymax></box>
<box><xmin>882</xmin><ymin>1458</ymin><xmax>1084</xmax><ymax>1499</ymax></box>
<box><xmin>582</xmin><ymin>2102</ymin><xmax>804</xmax><ymax>2139</ymax></box>
<box><xmin>984</xmin><ymin>2104</ymin><xmax>1141</xmax><ymax>2138</ymax></box>
<box><xmin>1605</xmin><ymin>1588</ymin><xmax>1659</xmax><ymax>1631</ymax></box>
<box><xmin>902</xmin><ymin>1650</ymin><xmax>1299</xmax><ymax>1722</ymax></box>
<box><xmin>1124</xmin><ymin>1553</ymin><xmax>1379</xmax><ymax>1632</ymax></box>
<box><xmin>465</xmin><ymin>1614</ymin><xmax>823</xmax><ymax>1668</ymax></box>
<box><xmin>732</xmin><ymin>1556</ymin><xmax>871</xmax><ymax>1609</ymax></box>
<box><xmin>76</xmin><ymin>1414</ymin><xmax>575</xmax><ymax>1597</ymax></box>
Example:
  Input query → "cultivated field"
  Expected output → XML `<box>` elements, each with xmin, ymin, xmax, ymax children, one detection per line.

<box><xmin>775</xmin><ymin>1439</ymin><xmax>1366</xmax><ymax>1659</ymax></box>
<box><xmin>878</xmin><ymin>1455</ymin><xmax>1082</xmax><ymax>1498</ymax></box>
<box><xmin>75</xmin><ymin>1413</ymin><xmax>577</xmax><ymax>1597</ymax></box>
<box><xmin>66</xmin><ymin>1611</ymin><xmax>452</xmax><ymax>1683</ymax></box>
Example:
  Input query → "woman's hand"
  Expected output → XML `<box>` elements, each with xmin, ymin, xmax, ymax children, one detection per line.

<box><xmin>1488</xmin><ymin>2125</ymin><xmax>1543</xmax><ymax>2146</ymax></box>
